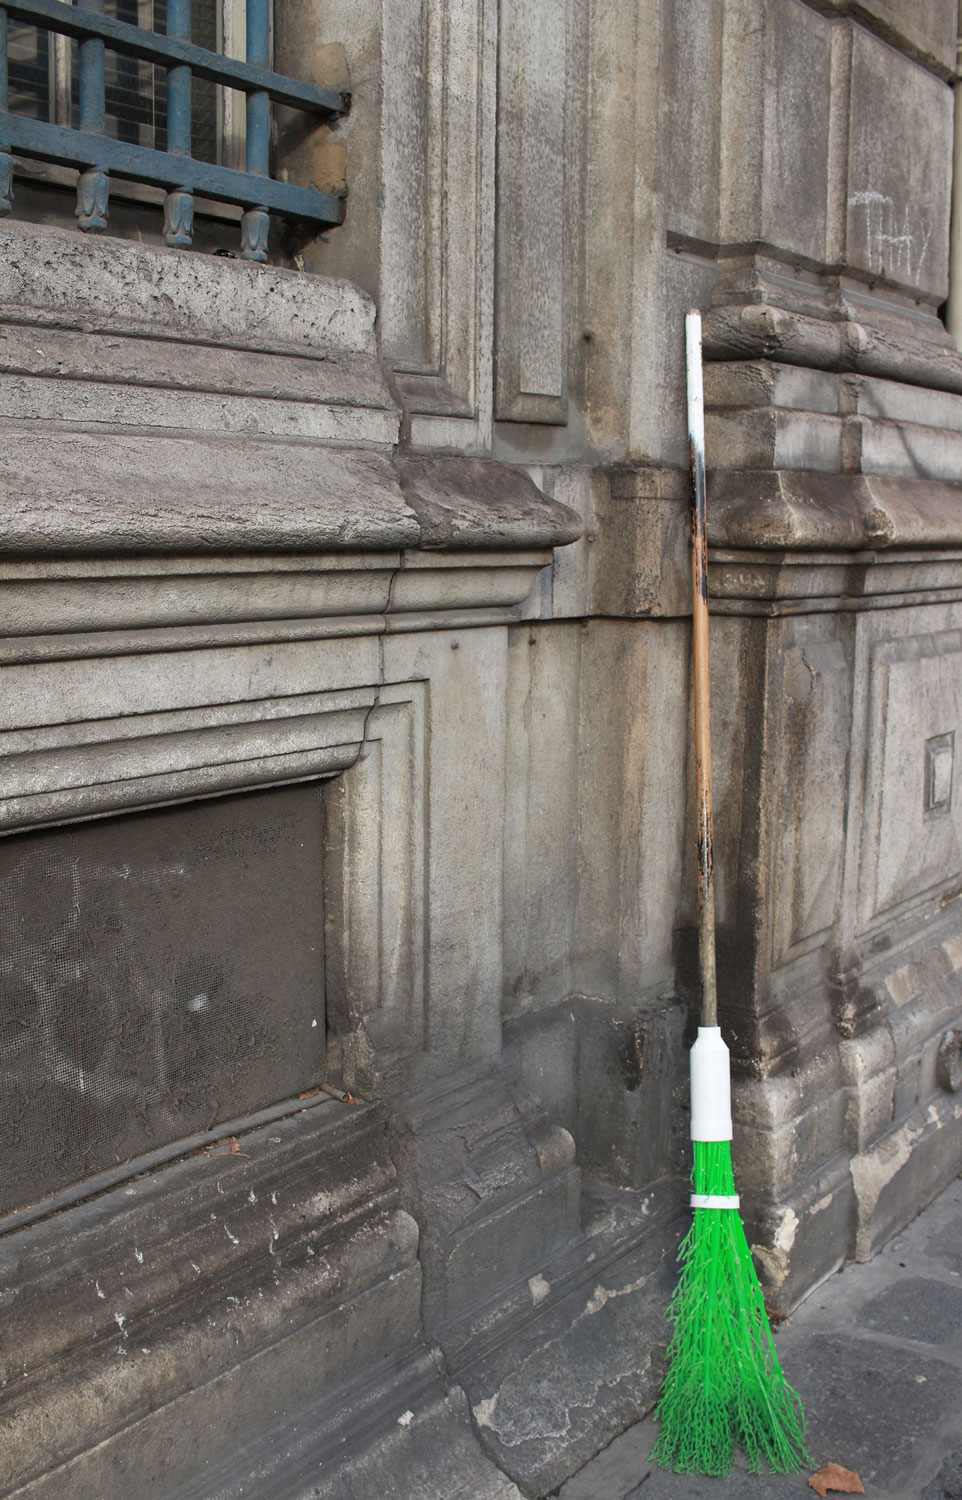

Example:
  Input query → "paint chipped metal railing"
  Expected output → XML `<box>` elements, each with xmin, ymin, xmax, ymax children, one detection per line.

<box><xmin>0</xmin><ymin>0</ymin><xmax>346</xmax><ymax>259</ymax></box>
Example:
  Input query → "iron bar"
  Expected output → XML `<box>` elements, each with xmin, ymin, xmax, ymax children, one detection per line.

<box><xmin>0</xmin><ymin>7</ymin><xmax>12</xmax><ymax>214</ymax></box>
<box><xmin>76</xmin><ymin>0</ymin><xmax>107</xmax><ymax>230</ymax></box>
<box><xmin>3</xmin><ymin>113</ymin><xmax>344</xmax><ymax>221</ymax></box>
<box><xmin>0</xmin><ymin>0</ymin><xmax>346</xmax><ymax>248</ymax></box>
<box><xmin>241</xmin><ymin>0</ymin><xmax>269</xmax><ymax>260</ymax></box>
<box><xmin>164</xmin><ymin>0</ymin><xmax>193</xmax><ymax>247</ymax></box>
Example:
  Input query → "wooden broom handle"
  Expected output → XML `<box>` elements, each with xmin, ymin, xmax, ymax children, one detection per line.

<box><xmin>686</xmin><ymin>312</ymin><xmax>718</xmax><ymax>1029</ymax></box>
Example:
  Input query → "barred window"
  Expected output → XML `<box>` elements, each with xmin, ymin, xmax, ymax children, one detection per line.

<box><xmin>0</xmin><ymin>0</ymin><xmax>343</xmax><ymax>258</ymax></box>
<box><xmin>8</xmin><ymin>0</ymin><xmax>229</xmax><ymax>165</ymax></box>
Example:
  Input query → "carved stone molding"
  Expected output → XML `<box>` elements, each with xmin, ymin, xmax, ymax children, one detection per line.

<box><xmin>0</xmin><ymin>1099</ymin><xmax>431</xmax><ymax>1499</ymax></box>
<box><xmin>858</xmin><ymin>626</ymin><xmax>962</xmax><ymax>931</ymax></box>
<box><xmin>494</xmin><ymin>0</ymin><xmax>571</xmax><ymax>425</ymax></box>
<box><xmin>324</xmin><ymin>684</ymin><xmax>429</xmax><ymax>1087</ymax></box>
<box><xmin>702</xmin><ymin>302</ymin><xmax>962</xmax><ymax>395</ymax></box>
<box><xmin>0</xmin><ymin>543</ymin><xmax>559</xmax><ymax>835</ymax></box>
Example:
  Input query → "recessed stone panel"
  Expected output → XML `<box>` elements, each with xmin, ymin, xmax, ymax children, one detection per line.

<box><xmin>773</xmin><ymin>625</ymin><xmax>850</xmax><ymax>959</ymax></box>
<box><xmin>846</xmin><ymin>26</ymin><xmax>951</xmax><ymax>300</ymax></box>
<box><xmin>761</xmin><ymin>0</ymin><xmax>833</xmax><ymax>262</ymax></box>
<box><xmin>495</xmin><ymin>0</ymin><xmax>569</xmax><ymax>423</ymax></box>
<box><xmin>859</xmin><ymin>628</ymin><xmax>962</xmax><ymax>928</ymax></box>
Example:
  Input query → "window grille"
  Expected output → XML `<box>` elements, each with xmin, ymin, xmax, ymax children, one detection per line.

<box><xmin>0</xmin><ymin>0</ymin><xmax>346</xmax><ymax>259</ymax></box>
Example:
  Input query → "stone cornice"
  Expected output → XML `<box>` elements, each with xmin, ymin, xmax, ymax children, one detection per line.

<box><xmin>703</xmin><ymin>303</ymin><xmax>962</xmax><ymax>398</ymax></box>
<box><xmin>0</xmin><ymin>431</ymin><xmax>582</xmax><ymax>558</ymax></box>
<box><xmin>709</xmin><ymin>470</ymin><xmax>962</xmax><ymax>552</ymax></box>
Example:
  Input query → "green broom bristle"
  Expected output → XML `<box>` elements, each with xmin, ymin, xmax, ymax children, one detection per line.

<box><xmin>651</xmin><ymin>1140</ymin><xmax>810</xmax><ymax>1477</ymax></box>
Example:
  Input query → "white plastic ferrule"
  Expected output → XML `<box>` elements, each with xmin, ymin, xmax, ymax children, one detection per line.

<box><xmin>690</xmin><ymin>1194</ymin><xmax>740</xmax><ymax>1210</ymax></box>
<box><xmin>689</xmin><ymin>1026</ymin><xmax>733</xmax><ymax>1141</ymax></box>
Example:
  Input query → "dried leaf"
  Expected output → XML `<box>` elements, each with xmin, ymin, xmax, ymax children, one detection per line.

<box><xmin>809</xmin><ymin>1461</ymin><xmax>865</xmax><ymax>1497</ymax></box>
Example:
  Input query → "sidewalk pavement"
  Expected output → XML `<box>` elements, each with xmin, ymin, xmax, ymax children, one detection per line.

<box><xmin>557</xmin><ymin>1174</ymin><xmax>962</xmax><ymax>1500</ymax></box>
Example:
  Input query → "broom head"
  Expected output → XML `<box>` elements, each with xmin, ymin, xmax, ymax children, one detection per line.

<box><xmin>651</xmin><ymin>1030</ymin><xmax>810</xmax><ymax>1476</ymax></box>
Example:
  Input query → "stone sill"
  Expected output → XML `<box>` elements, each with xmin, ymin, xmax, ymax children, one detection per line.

<box><xmin>0</xmin><ymin>223</ymin><xmax>583</xmax><ymax>561</ymax></box>
<box><xmin>0</xmin><ymin>430</ymin><xmax>582</xmax><ymax>558</ymax></box>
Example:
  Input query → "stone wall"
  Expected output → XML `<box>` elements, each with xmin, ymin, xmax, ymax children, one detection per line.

<box><xmin>2</xmin><ymin>2</ymin><xmax>962</xmax><ymax>1497</ymax></box>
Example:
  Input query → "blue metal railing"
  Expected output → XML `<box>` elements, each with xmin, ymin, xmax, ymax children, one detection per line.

<box><xmin>0</xmin><ymin>0</ymin><xmax>347</xmax><ymax>259</ymax></box>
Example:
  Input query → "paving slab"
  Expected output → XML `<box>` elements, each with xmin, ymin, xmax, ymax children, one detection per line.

<box><xmin>781</xmin><ymin>1333</ymin><xmax>962</xmax><ymax>1488</ymax></box>
<box><xmin>856</xmin><ymin>1276</ymin><xmax>962</xmax><ymax>1343</ymax></box>
<box><xmin>922</xmin><ymin>1445</ymin><xmax>962</xmax><ymax>1500</ymax></box>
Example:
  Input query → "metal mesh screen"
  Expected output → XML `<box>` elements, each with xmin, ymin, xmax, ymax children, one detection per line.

<box><xmin>0</xmin><ymin>785</ymin><xmax>325</xmax><ymax>1218</ymax></box>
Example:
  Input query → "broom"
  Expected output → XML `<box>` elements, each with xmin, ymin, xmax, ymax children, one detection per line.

<box><xmin>650</xmin><ymin>311</ymin><xmax>810</xmax><ymax>1477</ymax></box>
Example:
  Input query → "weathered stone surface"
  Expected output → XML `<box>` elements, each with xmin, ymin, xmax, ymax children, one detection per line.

<box><xmin>570</xmin><ymin>996</ymin><xmax>687</xmax><ymax>1189</ymax></box>
<box><xmin>928</xmin><ymin>1212</ymin><xmax>962</xmax><ymax>1274</ymax></box>
<box><xmin>852</xmin><ymin>1093</ymin><xmax>962</xmax><ymax>1261</ymax></box>
<box><xmin>848</xmin><ymin>413</ymin><xmax>962</xmax><ymax>482</ymax></box>
<box><xmin>168</xmin><ymin>1357</ymin><xmax>525</xmax><ymax>1500</ymax></box>
<box><xmin>857</xmin><ymin>627</ymin><xmax>962</xmax><ymax>927</ymax></box>
<box><xmin>713</xmin><ymin>0</ymin><xmax>833</xmax><ymax>262</ymax></box>
<box><xmin>574</xmin><ymin>619</ymin><xmax>689</xmax><ymax>1001</ymax></box>
<box><xmin>0</xmin><ymin>442</ymin><xmax>582</xmax><ymax>567</ymax></box>
<box><xmin>707</xmin><ymin>469</ymin><xmax>962</xmax><ymax>551</ymax></box>
<box><xmin>302</xmin><ymin>0</ymin><xmax>497</xmax><ymax>454</ymax></box>
<box><xmin>0</xmin><ymin>427</ymin><xmax>419</xmax><ymax>555</ymax></box>
<box><xmin>847</xmin><ymin>0</ymin><xmax>957</xmax><ymax>76</ymax></box>
<box><xmin>0</xmin><ymin>219</ymin><xmax>378</xmax><ymax>354</ymax></box>
<box><xmin>702</xmin><ymin>303</ymin><xmax>962</xmax><ymax>393</ymax></box>
<box><xmin>395</xmin><ymin>455</ymin><xmax>584</xmax><ymax>551</ymax></box>
<box><xmin>460</xmin><ymin>1219</ymin><xmax>679</xmax><ymax>1497</ymax></box>
<box><xmin>663</xmin><ymin>0</ymin><xmax>721</xmax><ymax>246</ymax></box>
<box><xmin>494</xmin><ymin>0</ymin><xmax>570</xmax><ymax>425</ymax></box>
<box><xmin>846</xmin><ymin>25</ymin><xmax>952</xmax><ymax>300</ymax></box>
<box><xmin>387</xmin><ymin>1066</ymin><xmax>580</xmax><ymax>1332</ymax></box>
<box><xmin>922</xmin><ymin>1446</ymin><xmax>962</xmax><ymax>1500</ymax></box>
<box><xmin>0</xmin><ymin>1103</ymin><xmax>424</xmax><ymax>1498</ymax></box>
<box><xmin>596</xmin><ymin>465</ymin><xmax>691</xmax><ymax>618</ymax></box>
<box><xmin>706</xmin><ymin>406</ymin><xmax>843</xmax><ymax>471</ymax></box>
<box><xmin>0</xmin><ymin>628</ymin><xmax>381</xmax><ymax>829</ymax></box>
<box><xmin>505</xmin><ymin>995</ymin><xmax>689</xmax><ymax>1192</ymax></box>
<box><xmin>5</xmin><ymin>6</ymin><xmax>962</xmax><ymax>1499</ymax></box>
<box><xmin>376</xmin><ymin>625</ymin><xmax>509</xmax><ymax>1083</ymax></box>
<box><xmin>705</xmin><ymin>360</ymin><xmax>841</xmax><ymax>415</ymax></box>
<box><xmin>503</xmin><ymin>623</ymin><xmax>581</xmax><ymax>1017</ymax></box>
<box><xmin>0</xmin><ymin>321</ymin><xmax>392</xmax><ymax>410</ymax></box>
<box><xmin>749</xmin><ymin>1165</ymin><xmax>855</xmax><ymax>1314</ymax></box>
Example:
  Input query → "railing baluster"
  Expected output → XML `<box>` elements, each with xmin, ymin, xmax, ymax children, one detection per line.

<box><xmin>76</xmin><ymin>0</ymin><xmax>108</xmax><ymax>231</ymax></box>
<box><xmin>240</xmin><ymin>0</ymin><xmax>269</xmax><ymax>262</ymax></box>
<box><xmin>0</xmin><ymin>7</ymin><xmax>13</xmax><ymax>215</ymax></box>
<box><xmin>163</xmin><ymin>0</ymin><xmax>193</xmax><ymax>247</ymax></box>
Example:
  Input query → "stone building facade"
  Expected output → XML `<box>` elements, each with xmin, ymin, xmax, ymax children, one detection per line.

<box><xmin>2</xmin><ymin>1</ymin><xmax>962</xmax><ymax>1496</ymax></box>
